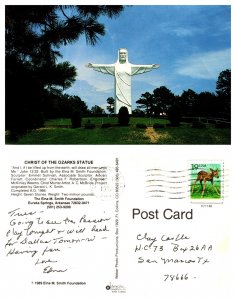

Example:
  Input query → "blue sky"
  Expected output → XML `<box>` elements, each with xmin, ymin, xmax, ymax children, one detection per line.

<box><xmin>58</xmin><ymin>5</ymin><xmax>231</xmax><ymax>111</ymax></box>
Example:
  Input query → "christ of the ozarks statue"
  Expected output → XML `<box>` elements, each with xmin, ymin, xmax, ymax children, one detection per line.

<box><xmin>86</xmin><ymin>48</ymin><xmax>160</xmax><ymax>114</ymax></box>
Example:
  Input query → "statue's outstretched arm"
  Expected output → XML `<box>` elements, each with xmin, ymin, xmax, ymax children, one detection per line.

<box><xmin>85</xmin><ymin>63</ymin><xmax>115</xmax><ymax>75</ymax></box>
<box><xmin>131</xmin><ymin>64</ymin><xmax>160</xmax><ymax>75</ymax></box>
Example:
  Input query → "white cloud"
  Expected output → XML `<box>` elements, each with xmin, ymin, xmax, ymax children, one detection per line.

<box><xmin>172</xmin><ymin>28</ymin><xmax>194</xmax><ymax>37</ymax></box>
<box><xmin>59</xmin><ymin>42</ymin><xmax>115</xmax><ymax>93</ymax></box>
<box><xmin>176</xmin><ymin>48</ymin><xmax>231</xmax><ymax>79</ymax></box>
<box><xmin>133</xmin><ymin>73</ymin><xmax>167</xmax><ymax>88</ymax></box>
<box><xmin>157</xmin><ymin>21</ymin><xmax>201</xmax><ymax>38</ymax></box>
<box><xmin>77</xmin><ymin>64</ymin><xmax>114</xmax><ymax>92</ymax></box>
<box><xmin>67</xmin><ymin>79</ymin><xmax>112</xmax><ymax>109</ymax></box>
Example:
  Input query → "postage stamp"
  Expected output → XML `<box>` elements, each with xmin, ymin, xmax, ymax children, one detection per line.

<box><xmin>190</xmin><ymin>162</ymin><xmax>223</xmax><ymax>201</ymax></box>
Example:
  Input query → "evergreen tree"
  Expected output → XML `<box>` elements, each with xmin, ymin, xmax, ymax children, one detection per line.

<box><xmin>106</xmin><ymin>97</ymin><xmax>115</xmax><ymax>114</ymax></box>
<box><xmin>216</xmin><ymin>69</ymin><xmax>231</xmax><ymax>119</ymax></box>
<box><xmin>5</xmin><ymin>5</ymin><xmax>124</xmax><ymax>135</ymax></box>
<box><xmin>90</xmin><ymin>105</ymin><xmax>105</xmax><ymax>115</ymax></box>
<box><xmin>118</xmin><ymin>106</ymin><xmax>130</xmax><ymax>126</ymax></box>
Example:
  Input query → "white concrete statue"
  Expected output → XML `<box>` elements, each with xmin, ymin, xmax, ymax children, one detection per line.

<box><xmin>86</xmin><ymin>48</ymin><xmax>160</xmax><ymax>114</ymax></box>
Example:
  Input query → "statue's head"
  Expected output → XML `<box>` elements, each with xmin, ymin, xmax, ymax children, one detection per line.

<box><xmin>118</xmin><ymin>48</ymin><xmax>128</xmax><ymax>63</ymax></box>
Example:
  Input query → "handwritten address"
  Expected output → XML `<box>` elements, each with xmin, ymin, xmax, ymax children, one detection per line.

<box><xmin>5</xmin><ymin>208</ymin><xmax>111</xmax><ymax>274</ymax></box>
<box><xmin>134</xmin><ymin>232</ymin><xmax>214</xmax><ymax>281</ymax></box>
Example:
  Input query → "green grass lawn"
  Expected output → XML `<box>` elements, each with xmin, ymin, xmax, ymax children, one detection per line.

<box><xmin>5</xmin><ymin>117</ymin><xmax>231</xmax><ymax>145</ymax></box>
<box><xmin>6</xmin><ymin>127</ymin><xmax>150</xmax><ymax>144</ymax></box>
<box><xmin>152</xmin><ymin>125</ymin><xmax>230</xmax><ymax>144</ymax></box>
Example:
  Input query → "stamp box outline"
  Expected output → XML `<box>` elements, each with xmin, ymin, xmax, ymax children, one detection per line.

<box><xmin>189</xmin><ymin>160</ymin><xmax>224</xmax><ymax>204</ymax></box>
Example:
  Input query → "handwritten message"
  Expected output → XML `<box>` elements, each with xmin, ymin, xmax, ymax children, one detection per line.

<box><xmin>5</xmin><ymin>208</ymin><xmax>111</xmax><ymax>274</ymax></box>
